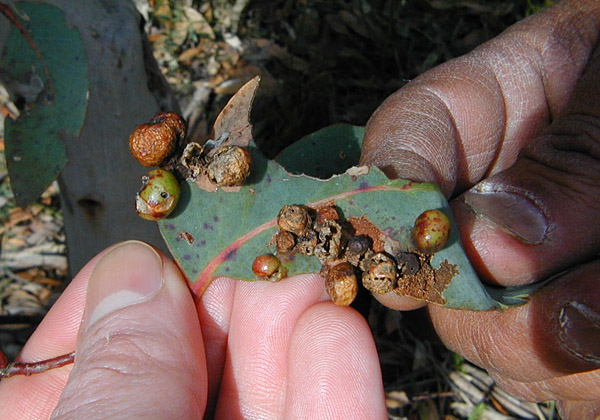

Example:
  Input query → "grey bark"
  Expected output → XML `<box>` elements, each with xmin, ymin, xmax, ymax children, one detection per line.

<box><xmin>1</xmin><ymin>0</ymin><xmax>178</xmax><ymax>274</ymax></box>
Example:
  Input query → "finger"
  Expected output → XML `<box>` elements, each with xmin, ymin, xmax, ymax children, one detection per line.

<box><xmin>361</xmin><ymin>0</ymin><xmax>600</xmax><ymax>196</ymax></box>
<box><xmin>200</xmin><ymin>275</ymin><xmax>386</xmax><ymax>419</ymax></box>
<box><xmin>0</xmin><ymin>245</ymin><xmax>109</xmax><ymax>420</ymax></box>
<box><xmin>427</xmin><ymin>260</ymin><xmax>600</xmax><ymax>398</ymax></box>
<box><xmin>213</xmin><ymin>274</ymin><xmax>329</xmax><ymax>419</ymax></box>
<box><xmin>284</xmin><ymin>302</ymin><xmax>387</xmax><ymax>419</ymax></box>
<box><xmin>558</xmin><ymin>399</ymin><xmax>600</xmax><ymax>420</ymax></box>
<box><xmin>210</xmin><ymin>274</ymin><xmax>385</xmax><ymax>419</ymax></box>
<box><xmin>492</xmin><ymin>367</ymin><xmax>600</xmax><ymax>404</ymax></box>
<box><xmin>453</xmin><ymin>38</ymin><xmax>600</xmax><ymax>285</ymax></box>
<box><xmin>493</xmin><ymin>369</ymin><xmax>600</xmax><ymax>420</ymax></box>
<box><xmin>360</xmin><ymin>0</ymin><xmax>600</xmax><ymax>307</ymax></box>
<box><xmin>51</xmin><ymin>241</ymin><xmax>207</xmax><ymax>420</ymax></box>
<box><xmin>196</xmin><ymin>276</ymin><xmax>237</xmax><ymax>418</ymax></box>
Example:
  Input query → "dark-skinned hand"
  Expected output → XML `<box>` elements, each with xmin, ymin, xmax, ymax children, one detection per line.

<box><xmin>361</xmin><ymin>0</ymin><xmax>600</xmax><ymax>417</ymax></box>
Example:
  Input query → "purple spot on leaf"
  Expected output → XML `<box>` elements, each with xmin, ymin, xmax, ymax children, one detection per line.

<box><xmin>359</xmin><ymin>181</ymin><xmax>369</xmax><ymax>189</ymax></box>
<box><xmin>164</xmin><ymin>224</ymin><xmax>176</xmax><ymax>230</ymax></box>
<box><xmin>213</xmin><ymin>216</ymin><xmax>219</xmax><ymax>222</ymax></box>
<box><xmin>203</xmin><ymin>223</ymin><xmax>214</xmax><ymax>231</ymax></box>
<box><xmin>225</xmin><ymin>267</ymin><xmax>230</xmax><ymax>272</ymax></box>
<box><xmin>183</xmin><ymin>254</ymin><xmax>191</xmax><ymax>261</ymax></box>
<box><xmin>225</xmin><ymin>250</ymin><xmax>237</xmax><ymax>261</ymax></box>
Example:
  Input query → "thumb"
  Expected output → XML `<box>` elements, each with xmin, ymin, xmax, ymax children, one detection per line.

<box><xmin>51</xmin><ymin>241</ymin><xmax>207</xmax><ymax>420</ymax></box>
<box><xmin>452</xmin><ymin>45</ymin><xmax>600</xmax><ymax>286</ymax></box>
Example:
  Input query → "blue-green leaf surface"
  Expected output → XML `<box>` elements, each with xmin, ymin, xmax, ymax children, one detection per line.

<box><xmin>157</xmin><ymin>124</ymin><xmax>541</xmax><ymax>310</ymax></box>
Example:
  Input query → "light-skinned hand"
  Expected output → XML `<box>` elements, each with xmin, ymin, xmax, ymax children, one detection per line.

<box><xmin>0</xmin><ymin>241</ymin><xmax>387</xmax><ymax>419</ymax></box>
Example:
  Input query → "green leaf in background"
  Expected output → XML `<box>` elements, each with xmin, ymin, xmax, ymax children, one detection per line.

<box><xmin>1</xmin><ymin>2</ymin><xmax>88</xmax><ymax>207</ymax></box>
<box><xmin>157</xmin><ymin>123</ymin><xmax>544</xmax><ymax>310</ymax></box>
<box><xmin>275</xmin><ymin>124</ymin><xmax>364</xmax><ymax>179</ymax></box>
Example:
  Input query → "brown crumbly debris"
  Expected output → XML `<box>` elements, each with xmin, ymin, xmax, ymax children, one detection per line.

<box><xmin>314</xmin><ymin>220</ymin><xmax>343</xmax><ymax>262</ymax></box>
<box><xmin>394</xmin><ymin>252</ymin><xmax>457</xmax><ymax>305</ymax></box>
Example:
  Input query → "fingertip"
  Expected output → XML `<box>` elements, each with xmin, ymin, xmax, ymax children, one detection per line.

<box><xmin>372</xmin><ymin>291</ymin><xmax>428</xmax><ymax>311</ymax></box>
<box><xmin>212</xmin><ymin>274</ymin><xmax>330</xmax><ymax>418</ymax></box>
<box><xmin>0</xmin><ymin>367</ymin><xmax>71</xmax><ymax>420</ymax></box>
<box><xmin>450</xmin><ymin>198</ymin><xmax>545</xmax><ymax>285</ymax></box>
<box><xmin>15</xmin><ymin>248</ymin><xmax>103</xmax><ymax>363</ymax></box>
<box><xmin>196</xmin><ymin>276</ymin><xmax>237</xmax><ymax>415</ymax></box>
<box><xmin>285</xmin><ymin>302</ymin><xmax>387</xmax><ymax>419</ymax></box>
<box><xmin>0</xmin><ymin>242</ymin><xmax>174</xmax><ymax>420</ymax></box>
<box><xmin>0</xmin><ymin>246</ymin><xmax>113</xmax><ymax>420</ymax></box>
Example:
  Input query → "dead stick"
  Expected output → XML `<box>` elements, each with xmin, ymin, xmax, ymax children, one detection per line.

<box><xmin>0</xmin><ymin>352</ymin><xmax>75</xmax><ymax>379</ymax></box>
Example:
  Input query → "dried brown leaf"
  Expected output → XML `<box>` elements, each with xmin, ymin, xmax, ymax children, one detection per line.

<box><xmin>194</xmin><ymin>76</ymin><xmax>260</xmax><ymax>193</ymax></box>
<box><xmin>212</xmin><ymin>75</ymin><xmax>260</xmax><ymax>145</ymax></box>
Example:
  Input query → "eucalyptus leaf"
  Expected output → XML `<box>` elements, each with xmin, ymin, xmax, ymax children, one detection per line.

<box><xmin>157</xmin><ymin>124</ymin><xmax>547</xmax><ymax>310</ymax></box>
<box><xmin>1</xmin><ymin>2</ymin><xmax>88</xmax><ymax>207</ymax></box>
<box><xmin>150</xmin><ymin>77</ymin><xmax>548</xmax><ymax>310</ymax></box>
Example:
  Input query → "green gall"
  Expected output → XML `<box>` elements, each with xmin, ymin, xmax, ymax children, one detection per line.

<box><xmin>136</xmin><ymin>168</ymin><xmax>180</xmax><ymax>220</ymax></box>
<box><xmin>413</xmin><ymin>209</ymin><xmax>451</xmax><ymax>253</ymax></box>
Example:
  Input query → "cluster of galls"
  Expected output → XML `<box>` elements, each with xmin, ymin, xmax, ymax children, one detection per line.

<box><xmin>253</xmin><ymin>205</ymin><xmax>451</xmax><ymax>306</ymax></box>
<box><xmin>129</xmin><ymin>112</ymin><xmax>252</xmax><ymax>220</ymax></box>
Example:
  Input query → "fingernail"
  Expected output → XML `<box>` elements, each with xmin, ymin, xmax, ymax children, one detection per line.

<box><xmin>84</xmin><ymin>241</ymin><xmax>164</xmax><ymax>330</ymax></box>
<box><xmin>462</xmin><ymin>184</ymin><xmax>548</xmax><ymax>244</ymax></box>
<box><xmin>558</xmin><ymin>301</ymin><xmax>600</xmax><ymax>364</ymax></box>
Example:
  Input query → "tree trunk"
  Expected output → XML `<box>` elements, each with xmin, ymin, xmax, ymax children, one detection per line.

<box><xmin>1</xmin><ymin>0</ymin><xmax>178</xmax><ymax>274</ymax></box>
